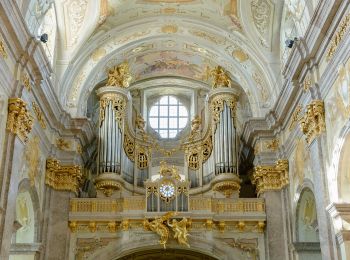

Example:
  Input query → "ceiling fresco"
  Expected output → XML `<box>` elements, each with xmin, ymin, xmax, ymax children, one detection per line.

<box><xmin>50</xmin><ymin>0</ymin><xmax>283</xmax><ymax>117</ymax></box>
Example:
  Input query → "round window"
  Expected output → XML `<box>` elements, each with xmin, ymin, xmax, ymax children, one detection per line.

<box><xmin>148</xmin><ymin>96</ymin><xmax>188</xmax><ymax>138</ymax></box>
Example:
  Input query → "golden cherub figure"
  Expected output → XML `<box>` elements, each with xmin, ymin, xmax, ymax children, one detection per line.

<box><xmin>144</xmin><ymin>212</ymin><xmax>176</xmax><ymax>249</ymax></box>
<box><xmin>107</xmin><ymin>61</ymin><xmax>132</xmax><ymax>88</ymax></box>
<box><xmin>210</xmin><ymin>65</ymin><xmax>231</xmax><ymax>88</ymax></box>
<box><xmin>167</xmin><ymin>218</ymin><xmax>190</xmax><ymax>248</ymax></box>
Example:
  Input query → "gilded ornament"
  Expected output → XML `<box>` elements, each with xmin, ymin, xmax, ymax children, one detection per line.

<box><xmin>99</xmin><ymin>93</ymin><xmax>126</xmax><ymax>127</ymax></box>
<box><xmin>69</xmin><ymin>221</ymin><xmax>77</xmax><ymax>232</ymax></box>
<box><xmin>107</xmin><ymin>221</ymin><xmax>117</xmax><ymax>232</ymax></box>
<box><xmin>22</xmin><ymin>74</ymin><xmax>31</xmax><ymax>91</ymax></box>
<box><xmin>299</xmin><ymin>100</ymin><xmax>326</xmax><ymax>144</ymax></box>
<box><xmin>327</xmin><ymin>13</ymin><xmax>350</xmax><ymax>61</ymax></box>
<box><xmin>265</xmin><ymin>139</ymin><xmax>279</xmax><ymax>151</ymax></box>
<box><xmin>289</xmin><ymin>105</ymin><xmax>303</xmax><ymax>130</ymax></box>
<box><xmin>185</xmin><ymin>133</ymin><xmax>212</xmax><ymax>170</ymax></box>
<box><xmin>237</xmin><ymin>221</ymin><xmax>245</xmax><ymax>232</ymax></box>
<box><xmin>95</xmin><ymin>179</ymin><xmax>122</xmax><ymax>197</ymax></box>
<box><xmin>144</xmin><ymin>212</ymin><xmax>190</xmax><ymax>248</ymax></box>
<box><xmin>161</xmin><ymin>25</ymin><xmax>178</xmax><ymax>34</ymax></box>
<box><xmin>32</xmin><ymin>102</ymin><xmax>46</xmax><ymax>129</ymax></box>
<box><xmin>135</xmin><ymin>145</ymin><xmax>150</xmax><ymax>169</ymax></box>
<box><xmin>251</xmin><ymin>0</ymin><xmax>272</xmax><ymax>35</ymax></box>
<box><xmin>76</xmin><ymin>144</ymin><xmax>83</xmax><ymax>155</ymax></box>
<box><xmin>6</xmin><ymin>98</ymin><xmax>33</xmax><ymax>143</ymax></box>
<box><xmin>106</xmin><ymin>62</ymin><xmax>132</xmax><ymax>88</ymax></box>
<box><xmin>209</xmin><ymin>94</ymin><xmax>238</xmax><ymax>125</ymax></box>
<box><xmin>218</xmin><ymin>221</ymin><xmax>225</xmax><ymax>233</ymax></box>
<box><xmin>56</xmin><ymin>138</ymin><xmax>71</xmax><ymax>150</ymax></box>
<box><xmin>303</xmin><ymin>74</ymin><xmax>312</xmax><ymax>91</ymax></box>
<box><xmin>206</xmin><ymin>219</ymin><xmax>213</xmax><ymax>230</ymax></box>
<box><xmin>212</xmin><ymin>180</ymin><xmax>241</xmax><ymax>198</ymax></box>
<box><xmin>88</xmin><ymin>221</ymin><xmax>97</xmax><ymax>232</ymax></box>
<box><xmin>0</xmin><ymin>39</ymin><xmax>7</xmax><ymax>58</ymax></box>
<box><xmin>45</xmin><ymin>158</ymin><xmax>82</xmax><ymax>194</ymax></box>
<box><xmin>209</xmin><ymin>66</ymin><xmax>231</xmax><ymax>88</ymax></box>
<box><xmin>252</xmin><ymin>159</ymin><xmax>289</xmax><ymax>196</ymax></box>
<box><xmin>123</xmin><ymin>133</ymin><xmax>135</xmax><ymax>161</ymax></box>
<box><xmin>257</xmin><ymin>221</ymin><xmax>265</xmax><ymax>233</ymax></box>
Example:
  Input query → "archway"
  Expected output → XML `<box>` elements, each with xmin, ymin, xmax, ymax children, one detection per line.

<box><xmin>116</xmin><ymin>248</ymin><xmax>218</xmax><ymax>260</ymax></box>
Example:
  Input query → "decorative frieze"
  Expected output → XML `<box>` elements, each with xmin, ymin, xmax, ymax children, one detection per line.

<box><xmin>327</xmin><ymin>13</ymin><xmax>350</xmax><ymax>60</ymax></box>
<box><xmin>299</xmin><ymin>100</ymin><xmax>326</xmax><ymax>144</ymax></box>
<box><xmin>45</xmin><ymin>158</ymin><xmax>82</xmax><ymax>194</ymax></box>
<box><xmin>252</xmin><ymin>159</ymin><xmax>289</xmax><ymax>196</ymax></box>
<box><xmin>6</xmin><ymin>98</ymin><xmax>33</xmax><ymax>143</ymax></box>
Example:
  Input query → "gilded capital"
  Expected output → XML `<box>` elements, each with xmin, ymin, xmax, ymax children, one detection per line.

<box><xmin>106</xmin><ymin>61</ymin><xmax>132</xmax><ymax>88</ymax></box>
<box><xmin>299</xmin><ymin>100</ymin><xmax>326</xmax><ymax>144</ymax></box>
<box><xmin>45</xmin><ymin>158</ymin><xmax>82</xmax><ymax>194</ymax></box>
<box><xmin>6</xmin><ymin>98</ymin><xmax>33</xmax><ymax>143</ymax></box>
<box><xmin>252</xmin><ymin>159</ymin><xmax>289</xmax><ymax>196</ymax></box>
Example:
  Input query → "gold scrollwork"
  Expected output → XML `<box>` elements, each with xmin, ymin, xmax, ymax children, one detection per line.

<box><xmin>6</xmin><ymin>98</ymin><xmax>33</xmax><ymax>143</ymax></box>
<box><xmin>123</xmin><ymin>133</ymin><xmax>135</xmax><ymax>161</ymax></box>
<box><xmin>107</xmin><ymin>61</ymin><xmax>132</xmax><ymax>88</ymax></box>
<box><xmin>327</xmin><ymin>13</ymin><xmax>350</xmax><ymax>61</ymax></box>
<box><xmin>99</xmin><ymin>94</ymin><xmax>127</xmax><ymax>127</ymax></box>
<box><xmin>299</xmin><ymin>100</ymin><xmax>326</xmax><ymax>144</ymax></box>
<box><xmin>185</xmin><ymin>133</ymin><xmax>213</xmax><ymax>170</ymax></box>
<box><xmin>32</xmin><ymin>102</ymin><xmax>46</xmax><ymax>129</ymax></box>
<box><xmin>135</xmin><ymin>144</ymin><xmax>150</xmax><ymax>169</ymax></box>
<box><xmin>209</xmin><ymin>94</ymin><xmax>238</xmax><ymax>125</ymax></box>
<box><xmin>45</xmin><ymin>158</ymin><xmax>82</xmax><ymax>194</ymax></box>
<box><xmin>251</xmin><ymin>159</ymin><xmax>289</xmax><ymax>196</ymax></box>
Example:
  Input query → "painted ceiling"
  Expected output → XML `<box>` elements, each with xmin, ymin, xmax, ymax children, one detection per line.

<box><xmin>50</xmin><ymin>0</ymin><xmax>284</xmax><ymax>117</ymax></box>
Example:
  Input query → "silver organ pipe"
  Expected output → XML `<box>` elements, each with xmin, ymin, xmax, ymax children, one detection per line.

<box><xmin>213</xmin><ymin>100</ymin><xmax>237</xmax><ymax>176</ymax></box>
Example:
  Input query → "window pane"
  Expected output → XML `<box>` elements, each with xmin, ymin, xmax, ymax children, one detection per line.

<box><xmin>169</xmin><ymin>106</ymin><xmax>177</xmax><ymax>116</ymax></box>
<box><xmin>159</xmin><ymin>96</ymin><xmax>168</xmax><ymax>104</ymax></box>
<box><xmin>179</xmin><ymin>106</ymin><xmax>187</xmax><ymax>117</ymax></box>
<box><xmin>169</xmin><ymin>118</ymin><xmax>177</xmax><ymax>128</ymax></box>
<box><xmin>168</xmin><ymin>130</ymin><xmax>177</xmax><ymax>138</ymax></box>
<box><xmin>149</xmin><ymin>117</ymin><xmax>158</xmax><ymax>129</ymax></box>
<box><xmin>149</xmin><ymin>106</ymin><xmax>158</xmax><ymax>117</ymax></box>
<box><xmin>159</xmin><ymin>106</ymin><xmax>168</xmax><ymax>116</ymax></box>
<box><xmin>159</xmin><ymin>118</ymin><xmax>168</xmax><ymax>128</ymax></box>
<box><xmin>159</xmin><ymin>130</ymin><xmax>168</xmax><ymax>138</ymax></box>
<box><xmin>169</xmin><ymin>96</ymin><xmax>177</xmax><ymax>104</ymax></box>
<box><xmin>179</xmin><ymin>117</ymin><xmax>188</xmax><ymax>128</ymax></box>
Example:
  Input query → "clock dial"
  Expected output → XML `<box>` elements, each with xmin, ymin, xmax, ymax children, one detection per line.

<box><xmin>160</xmin><ymin>183</ymin><xmax>175</xmax><ymax>198</ymax></box>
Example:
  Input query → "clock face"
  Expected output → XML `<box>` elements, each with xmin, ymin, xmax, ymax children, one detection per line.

<box><xmin>159</xmin><ymin>182</ymin><xmax>175</xmax><ymax>198</ymax></box>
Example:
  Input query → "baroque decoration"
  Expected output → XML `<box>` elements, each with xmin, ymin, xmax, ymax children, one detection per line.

<box><xmin>106</xmin><ymin>61</ymin><xmax>132</xmax><ymax>88</ymax></box>
<box><xmin>6</xmin><ymin>98</ymin><xmax>33</xmax><ymax>143</ymax></box>
<box><xmin>144</xmin><ymin>212</ymin><xmax>190</xmax><ymax>248</ymax></box>
<box><xmin>252</xmin><ymin>159</ymin><xmax>289</xmax><ymax>196</ymax></box>
<box><xmin>32</xmin><ymin>102</ymin><xmax>46</xmax><ymax>129</ymax></box>
<box><xmin>327</xmin><ymin>13</ymin><xmax>350</xmax><ymax>60</ymax></box>
<box><xmin>209</xmin><ymin>65</ymin><xmax>232</xmax><ymax>88</ymax></box>
<box><xmin>299</xmin><ymin>100</ymin><xmax>326</xmax><ymax>144</ymax></box>
<box><xmin>0</xmin><ymin>39</ymin><xmax>7</xmax><ymax>58</ymax></box>
<box><xmin>45</xmin><ymin>158</ymin><xmax>82</xmax><ymax>194</ymax></box>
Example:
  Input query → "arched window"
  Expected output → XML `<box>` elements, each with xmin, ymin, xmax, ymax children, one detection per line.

<box><xmin>148</xmin><ymin>95</ymin><xmax>188</xmax><ymax>139</ymax></box>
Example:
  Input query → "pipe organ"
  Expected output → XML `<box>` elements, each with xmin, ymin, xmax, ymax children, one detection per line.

<box><xmin>93</xmin><ymin>63</ymin><xmax>241</xmax><ymax>199</ymax></box>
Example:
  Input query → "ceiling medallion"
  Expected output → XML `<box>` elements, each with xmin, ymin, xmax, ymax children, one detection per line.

<box><xmin>161</xmin><ymin>25</ymin><xmax>178</xmax><ymax>34</ymax></box>
<box><xmin>232</xmin><ymin>49</ymin><xmax>249</xmax><ymax>62</ymax></box>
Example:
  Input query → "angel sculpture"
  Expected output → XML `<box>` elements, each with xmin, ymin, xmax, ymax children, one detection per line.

<box><xmin>210</xmin><ymin>65</ymin><xmax>231</xmax><ymax>88</ymax></box>
<box><xmin>144</xmin><ymin>212</ymin><xmax>176</xmax><ymax>249</ymax></box>
<box><xmin>107</xmin><ymin>62</ymin><xmax>132</xmax><ymax>88</ymax></box>
<box><xmin>167</xmin><ymin>218</ymin><xmax>190</xmax><ymax>248</ymax></box>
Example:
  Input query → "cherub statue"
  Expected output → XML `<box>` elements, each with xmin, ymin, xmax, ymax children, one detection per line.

<box><xmin>144</xmin><ymin>212</ymin><xmax>176</xmax><ymax>249</ymax></box>
<box><xmin>210</xmin><ymin>65</ymin><xmax>231</xmax><ymax>88</ymax></box>
<box><xmin>167</xmin><ymin>218</ymin><xmax>190</xmax><ymax>248</ymax></box>
<box><xmin>107</xmin><ymin>61</ymin><xmax>132</xmax><ymax>88</ymax></box>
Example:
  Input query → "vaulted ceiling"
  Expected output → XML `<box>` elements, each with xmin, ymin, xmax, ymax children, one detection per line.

<box><xmin>33</xmin><ymin>0</ymin><xmax>285</xmax><ymax>117</ymax></box>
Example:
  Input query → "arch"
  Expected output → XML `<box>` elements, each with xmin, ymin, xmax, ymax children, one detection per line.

<box><xmin>336</xmin><ymin>122</ymin><xmax>350</xmax><ymax>202</ymax></box>
<box><xmin>87</xmin><ymin>235</ymin><xmax>252</xmax><ymax>260</ymax></box>
<box><xmin>295</xmin><ymin>187</ymin><xmax>319</xmax><ymax>242</ymax></box>
<box><xmin>14</xmin><ymin>178</ymin><xmax>41</xmax><ymax>243</ymax></box>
